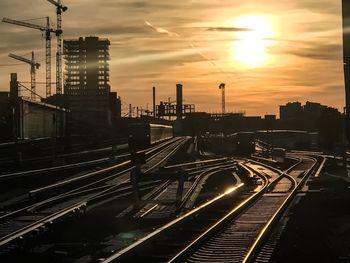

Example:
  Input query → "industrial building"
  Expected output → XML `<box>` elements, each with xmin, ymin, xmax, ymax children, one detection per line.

<box><xmin>279</xmin><ymin>101</ymin><xmax>341</xmax><ymax>132</ymax></box>
<box><xmin>279</xmin><ymin>102</ymin><xmax>303</xmax><ymax>121</ymax></box>
<box><xmin>63</xmin><ymin>36</ymin><xmax>121</xmax><ymax>136</ymax></box>
<box><xmin>0</xmin><ymin>74</ymin><xmax>67</xmax><ymax>142</ymax></box>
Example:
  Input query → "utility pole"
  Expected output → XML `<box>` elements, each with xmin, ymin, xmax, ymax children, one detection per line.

<box><xmin>219</xmin><ymin>83</ymin><xmax>226</xmax><ymax>115</ymax></box>
<box><xmin>343</xmin><ymin>107</ymin><xmax>347</xmax><ymax>169</ymax></box>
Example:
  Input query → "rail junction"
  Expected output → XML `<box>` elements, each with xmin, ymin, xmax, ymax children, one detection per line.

<box><xmin>0</xmin><ymin>134</ymin><xmax>335</xmax><ymax>263</ymax></box>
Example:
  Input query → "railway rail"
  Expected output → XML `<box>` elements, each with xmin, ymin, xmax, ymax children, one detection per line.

<box><xmin>0</xmin><ymin>138</ymin><xmax>127</xmax><ymax>173</ymax></box>
<box><xmin>0</xmin><ymin>137</ymin><xmax>185</xmax><ymax>209</ymax></box>
<box><xmin>130</xmin><ymin>159</ymin><xmax>239</xmax><ymax>219</ymax></box>
<box><xmin>101</xmin><ymin>154</ymin><xmax>324</xmax><ymax>263</ymax></box>
<box><xmin>0</xmin><ymin>137</ymin><xmax>189</xmax><ymax>253</ymax></box>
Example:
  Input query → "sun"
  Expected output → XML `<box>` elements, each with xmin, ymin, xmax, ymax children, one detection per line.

<box><xmin>232</xmin><ymin>16</ymin><xmax>275</xmax><ymax>68</ymax></box>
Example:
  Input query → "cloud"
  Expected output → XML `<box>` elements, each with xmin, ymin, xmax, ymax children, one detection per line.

<box><xmin>279</xmin><ymin>43</ymin><xmax>342</xmax><ymax>61</ymax></box>
<box><xmin>294</xmin><ymin>0</ymin><xmax>340</xmax><ymax>15</ymax></box>
<box><xmin>111</xmin><ymin>48</ymin><xmax>207</xmax><ymax>65</ymax></box>
<box><xmin>143</xmin><ymin>20</ymin><xmax>226</xmax><ymax>74</ymax></box>
<box><xmin>0</xmin><ymin>0</ymin><xmax>345</xmax><ymax>115</ymax></box>
<box><xmin>145</xmin><ymin>21</ymin><xmax>180</xmax><ymax>37</ymax></box>
<box><xmin>203</xmin><ymin>27</ymin><xmax>252</xmax><ymax>32</ymax></box>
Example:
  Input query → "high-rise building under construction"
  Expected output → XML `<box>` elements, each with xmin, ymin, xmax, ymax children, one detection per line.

<box><xmin>64</xmin><ymin>36</ymin><xmax>110</xmax><ymax>96</ymax></box>
<box><xmin>63</xmin><ymin>36</ymin><xmax>120</xmax><ymax>136</ymax></box>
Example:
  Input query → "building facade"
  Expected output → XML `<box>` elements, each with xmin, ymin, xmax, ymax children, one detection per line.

<box><xmin>63</xmin><ymin>36</ymin><xmax>121</xmax><ymax>136</ymax></box>
<box><xmin>1</xmin><ymin>74</ymin><xmax>67</xmax><ymax>142</ymax></box>
<box><xmin>16</xmin><ymin>98</ymin><xmax>67</xmax><ymax>139</ymax></box>
<box><xmin>64</xmin><ymin>36</ymin><xmax>110</xmax><ymax>96</ymax></box>
<box><xmin>0</xmin><ymin>92</ymin><xmax>11</xmax><ymax>141</ymax></box>
<box><xmin>279</xmin><ymin>102</ymin><xmax>303</xmax><ymax>121</ymax></box>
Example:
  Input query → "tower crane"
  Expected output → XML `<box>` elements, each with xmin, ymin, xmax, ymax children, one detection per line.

<box><xmin>47</xmin><ymin>0</ymin><xmax>68</xmax><ymax>95</ymax></box>
<box><xmin>219</xmin><ymin>83</ymin><xmax>226</xmax><ymax>115</ymax></box>
<box><xmin>2</xmin><ymin>17</ymin><xmax>60</xmax><ymax>98</ymax></box>
<box><xmin>9</xmin><ymin>52</ymin><xmax>40</xmax><ymax>100</ymax></box>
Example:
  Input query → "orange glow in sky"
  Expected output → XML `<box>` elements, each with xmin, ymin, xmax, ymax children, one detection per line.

<box><xmin>0</xmin><ymin>0</ymin><xmax>345</xmax><ymax>116</ymax></box>
<box><xmin>232</xmin><ymin>16</ymin><xmax>276</xmax><ymax>67</ymax></box>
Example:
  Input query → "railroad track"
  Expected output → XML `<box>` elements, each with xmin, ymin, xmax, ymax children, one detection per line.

<box><xmin>130</xmin><ymin>159</ymin><xmax>238</xmax><ymax>219</ymax></box>
<box><xmin>0</xmin><ymin>137</ymin><xmax>189</xmax><ymax>253</ymax></box>
<box><xmin>0</xmin><ymin>137</ymin><xmax>185</xmax><ymax>209</ymax></box>
<box><xmin>0</xmin><ymin>138</ymin><xmax>127</xmax><ymax>173</ymax></box>
<box><xmin>170</xmin><ymin>157</ymin><xmax>320</xmax><ymax>263</ymax></box>
<box><xmin>100</xmin><ymin>155</ymin><xmax>324</xmax><ymax>263</ymax></box>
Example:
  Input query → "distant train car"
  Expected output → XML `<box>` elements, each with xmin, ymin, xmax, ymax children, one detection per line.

<box><xmin>128</xmin><ymin>123</ymin><xmax>173</xmax><ymax>150</ymax></box>
<box><xmin>255</xmin><ymin>130</ymin><xmax>311</xmax><ymax>149</ymax></box>
<box><xmin>233</xmin><ymin>132</ymin><xmax>255</xmax><ymax>155</ymax></box>
<box><xmin>272</xmin><ymin>148</ymin><xmax>286</xmax><ymax>163</ymax></box>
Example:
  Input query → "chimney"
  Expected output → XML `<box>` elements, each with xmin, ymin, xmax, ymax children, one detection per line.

<box><xmin>152</xmin><ymin>86</ymin><xmax>156</xmax><ymax>117</ymax></box>
<box><xmin>176</xmin><ymin>84</ymin><xmax>183</xmax><ymax>119</ymax></box>
<box><xmin>10</xmin><ymin>73</ymin><xmax>19</xmax><ymax>100</ymax></box>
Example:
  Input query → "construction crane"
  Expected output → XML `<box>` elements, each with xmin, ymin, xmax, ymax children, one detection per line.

<box><xmin>219</xmin><ymin>83</ymin><xmax>226</xmax><ymax>115</ymax></box>
<box><xmin>47</xmin><ymin>0</ymin><xmax>68</xmax><ymax>95</ymax></box>
<box><xmin>9</xmin><ymin>52</ymin><xmax>40</xmax><ymax>100</ymax></box>
<box><xmin>2</xmin><ymin>17</ymin><xmax>59</xmax><ymax>98</ymax></box>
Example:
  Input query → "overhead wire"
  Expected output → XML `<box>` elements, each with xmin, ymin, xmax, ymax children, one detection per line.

<box><xmin>18</xmin><ymin>82</ymin><xmax>43</xmax><ymax>99</ymax></box>
<box><xmin>0</xmin><ymin>63</ymin><xmax>25</xmax><ymax>67</ymax></box>
<box><xmin>19</xmin><ymin>17</ymin><xmax>47</xmax><ymax>23</ymax></box>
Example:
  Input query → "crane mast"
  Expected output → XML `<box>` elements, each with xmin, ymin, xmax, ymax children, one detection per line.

<box><xmin>46</xmin><ymin>17</ymin><xmax>52</xmax><ymax>98</ymax></box>
<box><xmin>9</xmin><ymin>52</ymin><xmax>40</xmax><ymax>100</ymax></box>
<box><xmin>47</xmin><ymin>0</ymin><xmax>68</xmax><ymax>96</ymax></box>
<box><xmin>2</xmin><ymin>17</ymin><xmax>57</xmax><ymax>98</ymax></box>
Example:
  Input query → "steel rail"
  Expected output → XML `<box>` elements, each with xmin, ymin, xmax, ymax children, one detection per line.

<box><xmin>139</xmin><ymin>161</ymin><xmax>237</xmax><ymax>218</ymax></box>
<box><xmin>101</xmin><ymin>162</ymin><xmax>265</xmax><ymax>263</ymax></box>
<box><xmin>176</xmin><ymin>163</ymin><xmax>238</xmax><ymax>213</ymax></box>
<box><xmin>0</xmin><ymin>138</ymin><xmax>187</xmax><ymax>251</ymax></box>
<box><xmin>242</xmin><ymin>156</ymin><xmax>321</xmax><ymax>263</ymax></box>
<box><xmin>0</xmin><ymin>138</ymin><xmax>178</xmax><ymax>180</ymax></box>
<box><xmin>1</xmin><ymin>138</ymin><xmax>186</xmax><ymax>222</ymax></box>
<box><xmin>162</xmin><ymin>158</ymin><xmax>303</xmax><ymax>263</ymax></box>
<box><xmin>166</xmin><ymin>162</ymin><xmax>275</xmax><ymax>263</ymax></box>
<box><xmin>28</xmin><ymin>138</ymin><xmax>183</xmax><ymax>197</ymax></box>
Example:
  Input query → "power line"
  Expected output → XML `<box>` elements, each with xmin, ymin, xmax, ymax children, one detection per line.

<box><xmin>18</xmin><ymin>82</ymin><xmax>43</xmax><ymax>100</ymax></box>
<box><xmin>0</xmin><ymin>63</ymin><xmax>25</xmax><ymax>67</ymax></box>
<box><xmin>19</xmin><ymin>81</ymin><xmax>57</xmax><ymax>85</ymax></box>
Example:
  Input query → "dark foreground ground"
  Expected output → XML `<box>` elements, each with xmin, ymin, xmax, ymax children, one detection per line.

<box><xmin>272</xmin><ymin>164</ymin><xmax>350</xmax><ymax>263</ymax></box>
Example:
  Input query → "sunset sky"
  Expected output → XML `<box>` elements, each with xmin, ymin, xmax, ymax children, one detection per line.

<box><xmin>0</xmin><ymin>0</ymin><xmax>345</xmax><ymax>116</ymax></box>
